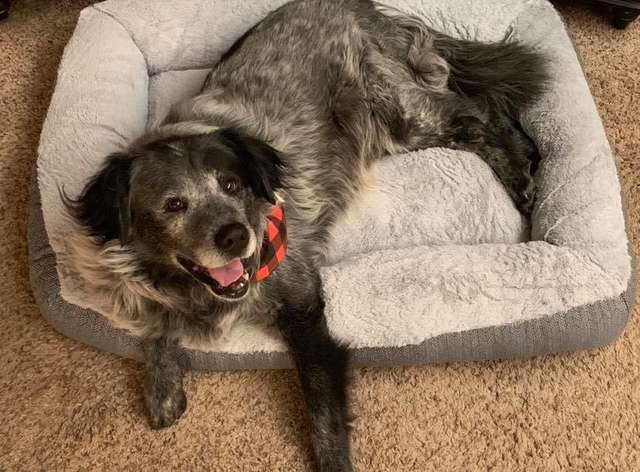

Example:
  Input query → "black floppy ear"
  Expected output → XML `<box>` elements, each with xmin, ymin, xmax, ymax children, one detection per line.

<box><xmin>63</xmin><ymin>153</ymin><xmax>134</xmax><ymax>244</ymax></box>
<box><xmin>219</xmin><ymin>128</ymin><xmax>284</xmax><ymax>204</ymax></box>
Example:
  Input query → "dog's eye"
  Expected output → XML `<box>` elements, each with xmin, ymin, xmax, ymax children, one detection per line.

<box><xmin>164</xmin><ymin>197</ymin><xmax>188</xmax><ymax>212</ymax></box>
<box><xmin>220</xmin><ymin>177</ymin><xmax>240</xmax><ymax>195</ymax></box>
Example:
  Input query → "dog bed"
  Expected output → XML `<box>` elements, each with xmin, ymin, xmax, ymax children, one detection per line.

<box><xmin>29</xmin><ymin>0</ymin><xmax>634</xmax><ymax>369</ymax></box>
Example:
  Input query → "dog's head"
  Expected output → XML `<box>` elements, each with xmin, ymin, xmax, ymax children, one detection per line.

<box><xmin>67</xmin><ymin>126</ymin><xmax>284</xmax><ymax>302</ymax></box>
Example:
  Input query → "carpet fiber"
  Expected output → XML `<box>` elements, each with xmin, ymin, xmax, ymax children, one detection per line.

<box><xmin>1</xmin><ymin>1</ymin><xmax>639</xmax><ymax>470</ymax></box>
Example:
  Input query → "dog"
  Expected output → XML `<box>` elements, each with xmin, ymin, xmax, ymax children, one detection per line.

<box><xmin>64</xmin><ymin>1</ymin><xmax>548</xmax><ymax>470</ymax></box>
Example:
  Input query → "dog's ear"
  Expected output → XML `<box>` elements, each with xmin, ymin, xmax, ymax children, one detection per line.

<box><xmin>63</xmin><ymin>153</ymin><xmax>134</xmax><ymax>244</ymax></box>
<box><xmin>219</xmin><ymin>128</ymin><xmax>284</xmax><ymax>204</ymax></box>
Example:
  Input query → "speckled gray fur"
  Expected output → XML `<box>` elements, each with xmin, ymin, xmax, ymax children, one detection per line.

<box><xmin>33</xmin><ymin>1</ymin><xmax>633</xmax><ymax>471</ymax></box>
<box><xmin>61</xmin><ymin>1</ymin><xmax>548</xmax><ymax>469</ymax></box>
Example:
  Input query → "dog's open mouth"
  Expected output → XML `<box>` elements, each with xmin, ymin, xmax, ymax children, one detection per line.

<box><xmin>177</xmin><ymin>256</ymin><xmax>250</xmax><ymax>299</ymax></box>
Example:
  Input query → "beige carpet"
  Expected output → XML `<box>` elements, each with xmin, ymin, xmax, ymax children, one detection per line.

<box><xmin>1</xmin><ymin>1</ymin><xmax>639</xmax><ymax>470</ymax></box>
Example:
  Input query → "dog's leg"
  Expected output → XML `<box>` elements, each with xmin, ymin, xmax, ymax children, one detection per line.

<box><xmin>143</xmin><ymin>336</ymin><xmax>188</xmax><ymax>429</ymax></box>
<box><xmin>449</xmin><ymin>115</ymin><xmax>537</xmax><ymax>215</ymax></box>
<box><xmin>277</xmin><ymin>300</ymin><xmax>352</xmax><ymax>472</ymax></box>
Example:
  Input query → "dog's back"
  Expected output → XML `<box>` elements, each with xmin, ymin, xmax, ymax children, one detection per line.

<box><xmin>171</xmin><ymin>0</ymin><xmax>546</xmax><ymax>244</ymax></box>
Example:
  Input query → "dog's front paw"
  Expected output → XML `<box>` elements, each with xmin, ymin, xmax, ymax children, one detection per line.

<box><xmin>144</xmin><ymin>384</ymin><xmax>187</xmax><ymax>430</ymax></box>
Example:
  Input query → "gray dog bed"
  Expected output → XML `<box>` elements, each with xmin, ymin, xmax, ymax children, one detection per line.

<box><xmin>29</xmin><ymin>0</ymin><xmax>634</xmax><ymax>369</ymax></box>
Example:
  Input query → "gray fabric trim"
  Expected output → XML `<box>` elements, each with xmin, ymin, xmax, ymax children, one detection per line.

<box><xmin>28</xmin><ymin>171</ymin><xmax>635</xmax><ymax>370</ymax></box>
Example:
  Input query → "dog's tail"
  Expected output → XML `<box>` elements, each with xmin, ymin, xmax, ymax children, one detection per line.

<box><xmin>432</xmin><ymin>32</ymin><xmax>550</xmax><ymax>117</ymax></box>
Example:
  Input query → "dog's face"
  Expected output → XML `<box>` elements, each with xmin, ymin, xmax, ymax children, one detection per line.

<box><xmin>70</xmin><ymin>127</ymin><xmax>284</xmax><ymax>302</ymax></box>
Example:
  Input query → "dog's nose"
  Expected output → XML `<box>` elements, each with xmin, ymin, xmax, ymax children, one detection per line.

<box><xmin>214</xmin><ymin>223</ymin><xmax>249</xmax><ymax>255</ymax></box>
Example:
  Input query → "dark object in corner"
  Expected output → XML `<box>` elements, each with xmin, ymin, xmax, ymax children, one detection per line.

<box><xmin>611</xmin><ymin>3</ymin><xmax>640</xmax><ymax>28</ymax></box>
<box><xmin>0</xmin><ymin>0</ymin><xmax>10</xmax><ymax>21</ymax></box>
<box><xmin>589</xmin><ymin>0</ymin><xmax>640</xmax><ymax>29</ymax></box>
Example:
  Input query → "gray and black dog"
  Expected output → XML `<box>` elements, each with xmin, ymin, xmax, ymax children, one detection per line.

<box><xmin>65</xmin><ymin>0</ymin><xmax>548</xmax><ymax>470</ymax></box>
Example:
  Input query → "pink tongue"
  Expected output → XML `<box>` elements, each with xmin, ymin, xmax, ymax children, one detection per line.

<box><xmin>207</xmin><ymin>259</ymin><xmax>244</xmax><ymax>287</ymax></box>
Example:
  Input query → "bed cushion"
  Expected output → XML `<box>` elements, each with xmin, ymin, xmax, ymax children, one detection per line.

<box><xmin>29</xmin><ymin>0</ymin><xmax>634</xmax><ymax>369</ymax></box>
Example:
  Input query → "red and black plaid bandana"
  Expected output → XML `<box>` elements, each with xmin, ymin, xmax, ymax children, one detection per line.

<box><xmin>253</xmin><ymin>204</ymin><xmax>287</xmax><ymax>283</ymax></box>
